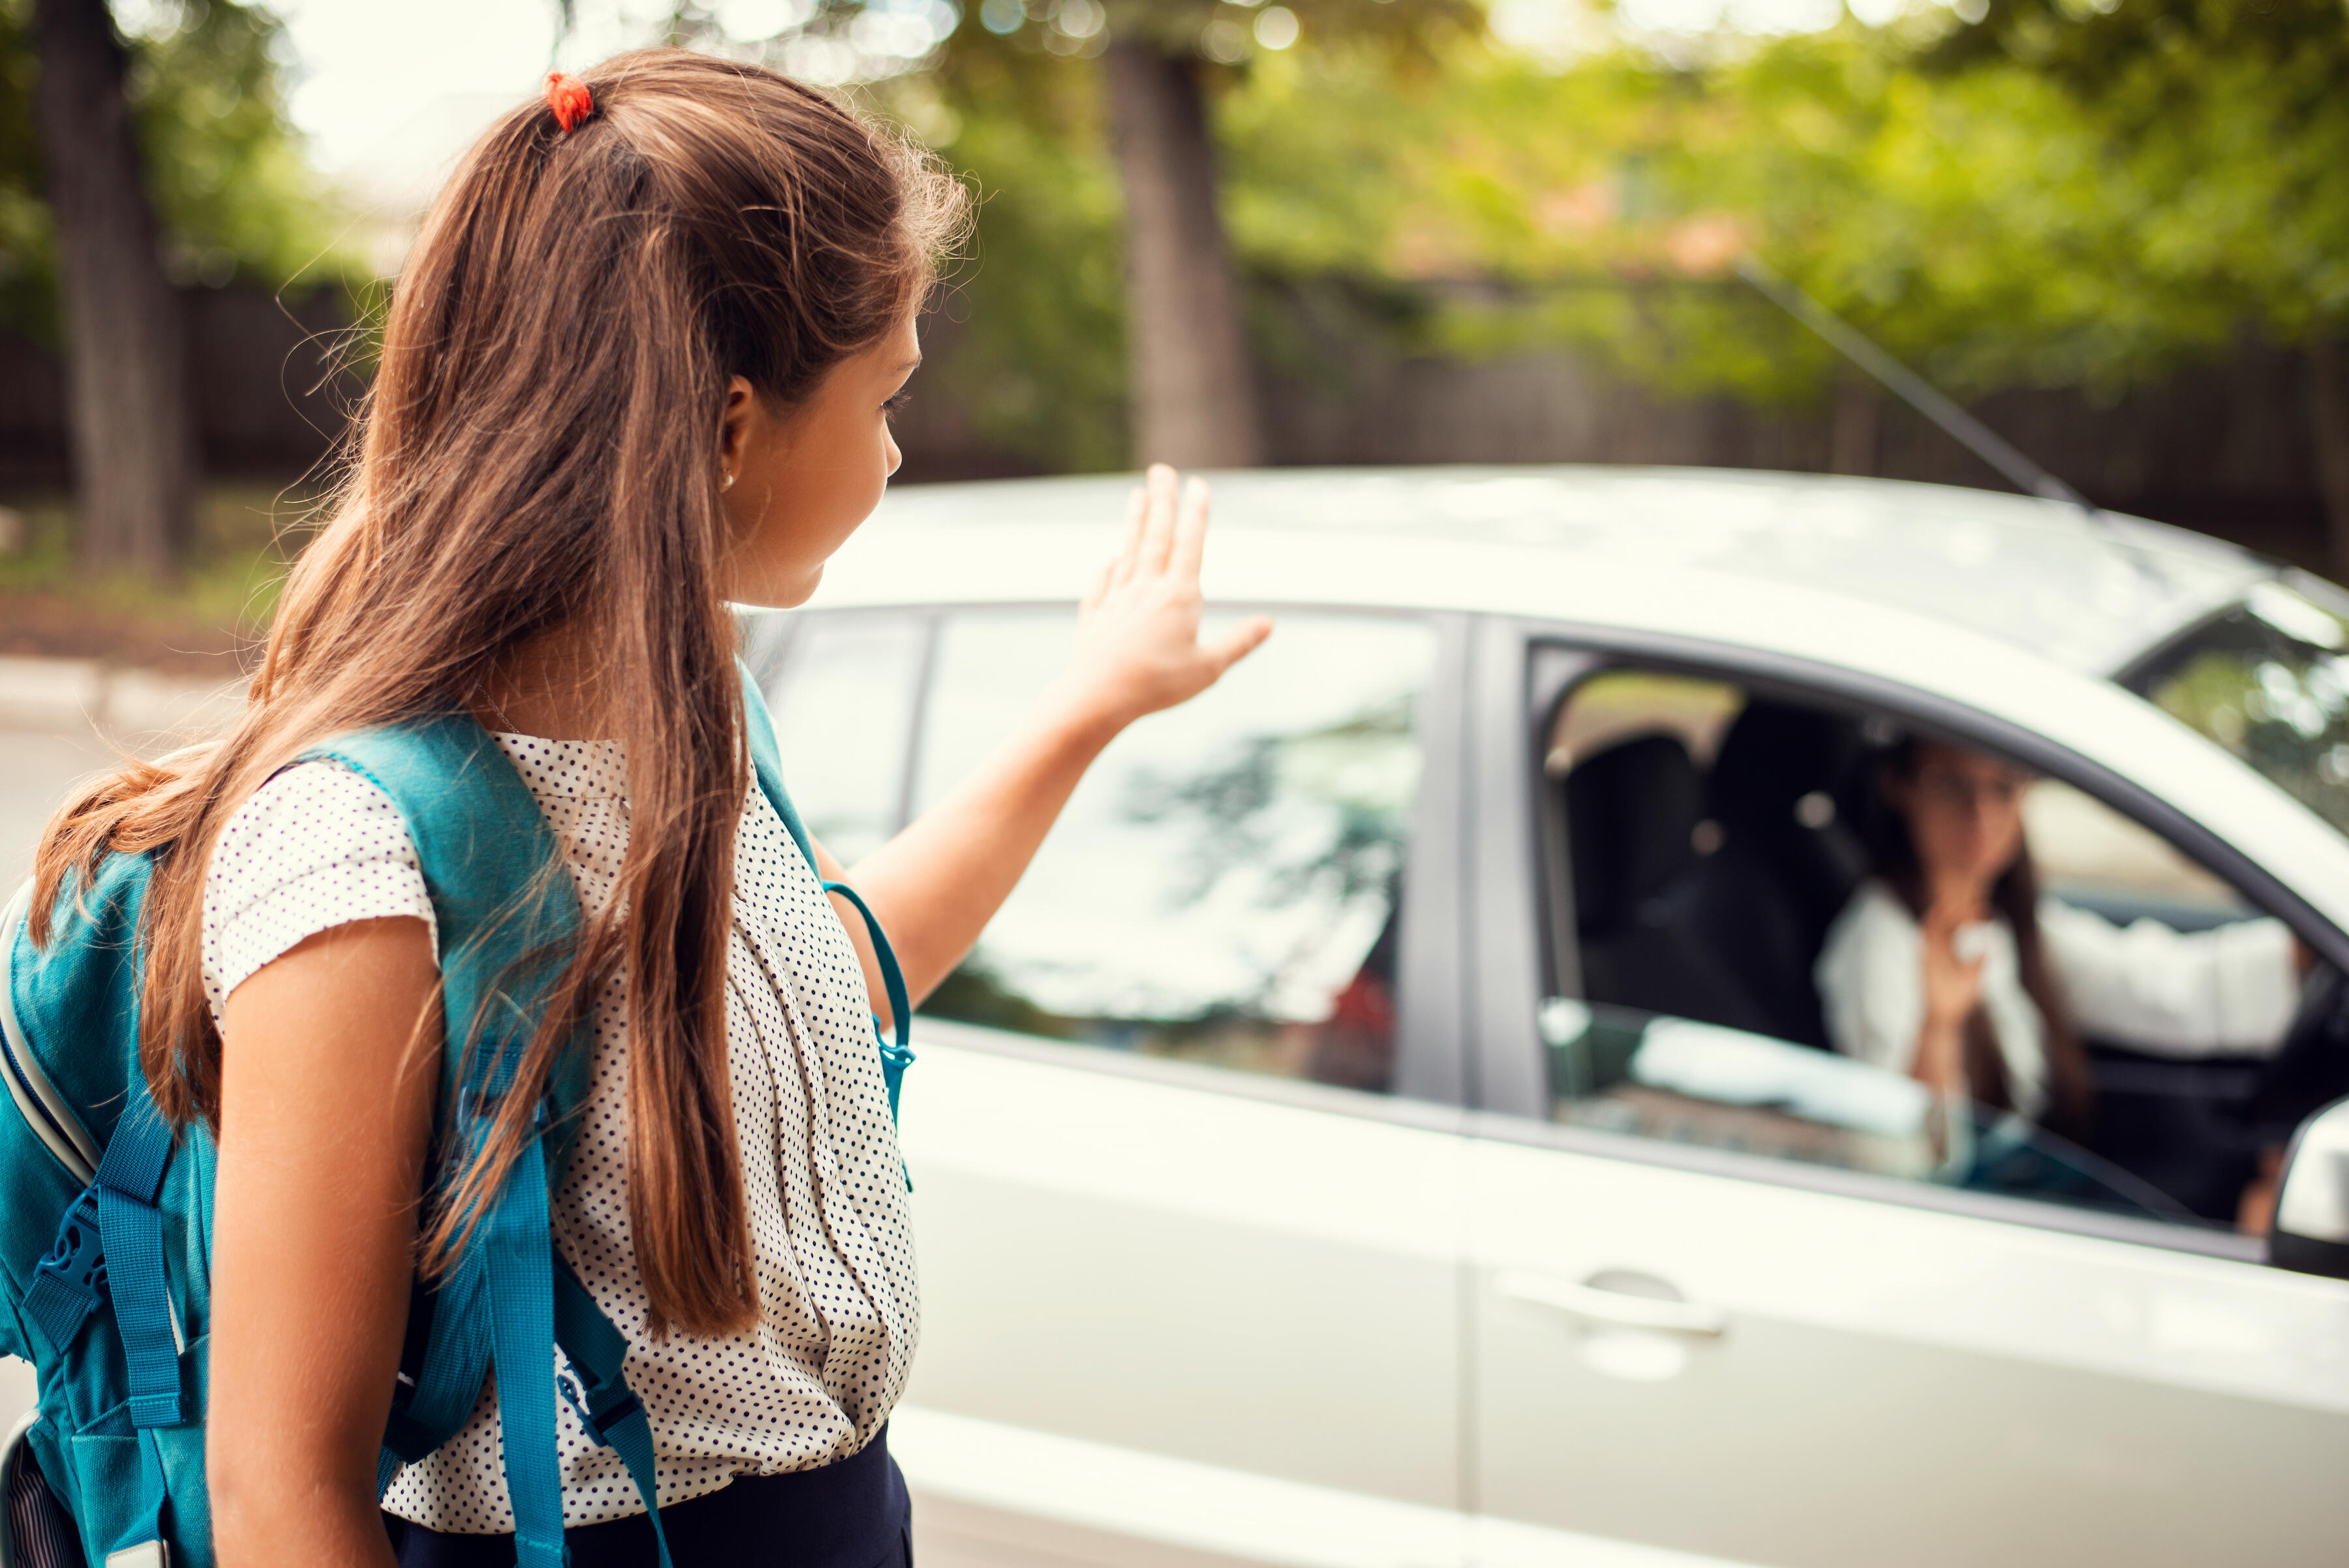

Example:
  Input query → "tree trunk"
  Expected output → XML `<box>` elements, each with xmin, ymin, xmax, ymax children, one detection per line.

<box><xmin>2312</xmin><ymin>334</ymin><xmax>2349</xmax><ymax>588</ymax></box>
<box><xmin>35</xmin><ymin>0</ymin><xmax>196</xmax><ymax>579</ymax></box>
<box><xmin>1102</xmin><ymin>38</ymin><xmax>1262</xmax><ymax>470</ymax></box>
<box><xmin>1828</xmin><ymin>365</ymin><xmax>1879</xmax><ymax>477</ymax></box>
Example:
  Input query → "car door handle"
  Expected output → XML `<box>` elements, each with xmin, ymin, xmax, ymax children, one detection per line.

<box><xmin>1495</xmin><ymin>1269</ymin><xmax>1730</xmax><ymax>1337</ymax></box>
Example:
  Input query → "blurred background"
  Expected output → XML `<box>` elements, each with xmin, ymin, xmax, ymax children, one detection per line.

<box><xmin>2</xmin><ymin>0</ymin><xmax>2346</xmax><ymax>697</ymax></box>
<box><xmin>4</xmin><ymin>6</ymin><xmax>2348</xmax><ymax>1562</ymax></box>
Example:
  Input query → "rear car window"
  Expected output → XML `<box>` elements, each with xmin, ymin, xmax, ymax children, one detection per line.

<box><xmin>912</xmin><ymin>609</ymin><xmax>1436</xmax><ymax>1094</ymax></box>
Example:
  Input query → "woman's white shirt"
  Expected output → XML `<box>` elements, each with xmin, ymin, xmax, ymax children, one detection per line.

<box><xmin>200</xmin><ymin>737</ymin><xmax>917</xmax><ymax>1531</ymax></box>
<box><xmin>1813</xmin><ymin>878</ymin><xmax>2299</xmax><ymax>1120</ymax></box>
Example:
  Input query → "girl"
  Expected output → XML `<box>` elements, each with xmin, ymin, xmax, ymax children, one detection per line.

<box><xmin>33</xmin><ymin>50</ymin><xmax>1267</xmax><ymax>1566</ymax></box>
<box><xmin>1814</xmin><ymin>738</ymin><xmax>2300</xmax><ymax>1140</ymax></box>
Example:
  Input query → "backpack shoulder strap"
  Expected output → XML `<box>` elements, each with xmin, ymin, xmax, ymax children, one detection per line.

<box><xmin>302</xmin><ymin>716</ymin><xmax>591</xmax><ymax>1118</ymax></box>
<box><xmin>303</xmin><ymin>717</ymin><xmax>671</xmax><ymax>1566</ymax></box>
<box><xmin>737</xmin><ymin>663</ymin><xmax>913</xmax><ymax>1118</ymax></box>
<box><xmin>739</xmin><ymin>662</ymin><xmax>817</xmax><ymax>872</ymax></box>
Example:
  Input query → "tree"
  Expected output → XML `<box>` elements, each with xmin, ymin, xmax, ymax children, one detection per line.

<box><xmin>3</xmin><ymin>0</ymin><xmax>338</xmax><ymax>577</ymax></box>
<box><xmin>657</xmin><ymin>0</ymin><xmax>1477</xmax><ymax>470</ymax></box>
<box><xmin>1210</xmin><ymin>7</ymin><xmax>2349</xmax><ymax>562</ymax></box>
<box><xmin>1937</xmin><ymin>0</ymin><xmax>2349</xmax><ymax>573</ymax></box>
<box><xmin>1098</xmin><ymin>28</ymin><xmax>1257</xmax><ymax>469</ymax></box>
<box><xmin>1023</xmin><ymin>1</ymin><xmax>1477</xmax><ymax>469</ymax></box>
<box><xmin>33</xmin><ymin>0</ymin><xmax>192</xmax><ymax>579</ymax></box>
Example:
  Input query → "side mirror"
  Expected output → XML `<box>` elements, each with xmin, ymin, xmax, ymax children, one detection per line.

<box><xmin>2269</xmin><ymin>1096</ymin><xmax>2349</xmax><ymax>1279</ymax></box>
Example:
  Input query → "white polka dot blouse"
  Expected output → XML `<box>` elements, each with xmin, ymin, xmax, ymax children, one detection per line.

<box><xmin>199</xmin><ymin>735</ymin><xmax>919</xmax><ymax>1531</ymax></box>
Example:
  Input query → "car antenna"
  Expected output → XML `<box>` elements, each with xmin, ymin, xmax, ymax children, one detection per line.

<box><xmin>1734</xmin><ymin>254</ymin><xmax>2170</xmax><ymax>586</ymax></box>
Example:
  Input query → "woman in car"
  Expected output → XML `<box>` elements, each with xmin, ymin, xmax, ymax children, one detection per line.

<box><xmin>1813</xmin><ymin>738</ymin><xmax>2302</xmax><ymax>1140</ymax></box>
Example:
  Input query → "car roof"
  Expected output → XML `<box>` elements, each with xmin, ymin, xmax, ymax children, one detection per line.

<box><xmin>847</xmin><ymin>466</ymin><xmax>2275</xmax><ymax>676</ymax></box>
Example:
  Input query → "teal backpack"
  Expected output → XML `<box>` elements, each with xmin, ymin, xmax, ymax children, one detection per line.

<box><xmin>0</xmin><ymin>668</ymin><xmax>912</xmax><ymax>1568</ymax></box>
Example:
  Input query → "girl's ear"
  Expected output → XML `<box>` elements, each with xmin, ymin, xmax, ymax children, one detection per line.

<box><xmin>717</xmin><ymin>375</ymin><xmax>759</xmax><ymax>480</ymax></box>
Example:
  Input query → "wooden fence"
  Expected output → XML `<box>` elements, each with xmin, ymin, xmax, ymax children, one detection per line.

<box><xmin>0</xmin><ymin>283</ymin><xmax>2329</xmax><ymax>570</ymax></box>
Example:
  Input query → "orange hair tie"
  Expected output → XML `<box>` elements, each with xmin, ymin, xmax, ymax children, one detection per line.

<box><xmin>545</xmin><ymin>71</ymin><xmax>595</xmax><ymax>134</ymax></box>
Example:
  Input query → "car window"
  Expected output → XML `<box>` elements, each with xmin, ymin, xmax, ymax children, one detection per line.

<box><xmin>1538</xmin><ymin>662</ymin><xmax>2294</xmax><ymax>1232</ymax></box>
<box><xmin>914</xmin><ymin>610</ymin><xmax>1436</xmax><ymax>1093</ymax></box>
<box><xmin>2129</xmin><ymin>582</ymin><xmax>2349</xmax><ymax>838</ymax></box>
<box><xmin>763</xmin><ymin>612</ymin><xmax>927</xmax><ymax>865</ymax></box>
<box><xmin>2024</xmin><ymin>778</ymin><xmax>2248</xmax><ymax>930</ymax></box>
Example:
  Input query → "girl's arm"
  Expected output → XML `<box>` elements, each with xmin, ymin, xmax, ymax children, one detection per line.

<box><xmin>818</xmin><ymin>466</ymin><xmax>1270</xmax><ymax>1014</ymax></box>
<box><xmin>209</xmin><ymin>915</ymin><xmax>440</xmax><ymax>1568</ymax></box>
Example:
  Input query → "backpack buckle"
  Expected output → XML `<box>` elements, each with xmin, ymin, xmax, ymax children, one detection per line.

<box><xmin>556</xmin><ymin>1365</ymin><xmax>643</xmax><ymax>1447</ymax></box>
<box><xmin>22</xmin><ymin>1186</ymin><xmax>107</xmax><ymax>1350</ymax></box>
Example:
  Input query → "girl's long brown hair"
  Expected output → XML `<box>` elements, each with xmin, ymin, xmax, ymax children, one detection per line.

<box><xmin>1864</xmin><ymin>740</ymin><xmax>2096</xmax><ymax>1140</ymax></box>
<box><xmin>29</xmin><ymin>50</ymin><xmax>965</xmax><ymax>1337</ymax></box>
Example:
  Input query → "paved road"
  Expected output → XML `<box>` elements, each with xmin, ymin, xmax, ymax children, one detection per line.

<box><xmin>2</xmin><ymin>727</ymin><xmax>120</xmax><ymax>891</ymax></box>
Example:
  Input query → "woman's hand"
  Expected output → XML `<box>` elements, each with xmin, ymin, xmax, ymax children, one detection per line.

<box><xmin>1047</xmin><ymin>464</ymin><xmax>1272</xmax><ymax>737</ymax></box>
<box><xmin>1913</xmin><ymin>895</ymin><xmax>1985</xmax><ymax>1097</ymax></box>
<box><xmin>1920</xmin><ymin>897</ymin><xmax>1987</xmax><ymax>1030</ymax></box>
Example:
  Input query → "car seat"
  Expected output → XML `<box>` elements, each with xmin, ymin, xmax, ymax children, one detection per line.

<box><xmin>1563</xmin><ymin>732</ymin><xmax>1747</xmax><ymax>1024</ymax></box>
<box><xmin>1655</xmin><ymin>701</ymin><xmax>1867</xmax><ymax>1047</ymax></box>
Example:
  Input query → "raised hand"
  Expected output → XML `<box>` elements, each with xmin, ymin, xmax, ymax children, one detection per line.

<box><xmin>1913</xmin><ymin>895</ymin><xmax>1987</xmax><ymax>1098</ymax></box>
<box><xmin>1052</xmin><ymin>463</ymin><xmax>1273</xmax><ymax>734</ymax></box>
<box><xmin>829</xmin><ymin>465</ymin><xmax>1274</xmax><ymax>1015</ymax></box>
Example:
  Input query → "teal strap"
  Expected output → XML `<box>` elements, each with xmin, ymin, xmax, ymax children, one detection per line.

<box><xmin>378</xmin><ymin>1253</ymin><xmax>494</xmax><ymax>1497</ymax></box>
<box><xmin>551</xmin><ymin>1265</ymin><xmax>673</xmax><ymax>1568</ymax></box>
<box><xmin>486</xmin><ymin>1137</ymin><xmax>566</xmax><ymax>1567</ymax></box>
<box><xmin>821</xmin><ymin>881</ymin><xmax>915</xmax><ymax>1122</ymax></box>
<box><xmin>93</xmin><ymin>1094</ymin><xmax>183</xmax><ymax>1428</ymax></box>
<box><xmin>741</xmin><ymin>660</ymin><xmax>916</xmax><ymax>1132</ymax></box>
<box><xmin>740</xmin><ymin>665</ymin><xmax>817</xmax><ymax>870</ymax></box>
<box><xmin>599</xmin><ymin>1409</ymin><xmax>669</xmax><ymax>1561</ymax></box>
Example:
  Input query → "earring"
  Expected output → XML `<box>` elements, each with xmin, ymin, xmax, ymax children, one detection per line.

<box><xmin>720</xmin><ymin>469</ymin><xmax>736</xmax><ymax>491</ymax></box>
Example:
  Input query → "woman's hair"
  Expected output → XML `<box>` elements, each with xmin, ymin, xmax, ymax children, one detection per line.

<box><xmin>30</xmin><ymin>50</ymin><xmax>966</xmax><ymax>1338</ymax></box>
<box><xmin>1861</xmin><ymin>739</ymin><xmax>2095</xmax><ymax>1138</ymax></box>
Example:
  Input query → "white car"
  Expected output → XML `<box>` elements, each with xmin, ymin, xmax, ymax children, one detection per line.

<box><xmin>746</xmin><ymin>467</ymin><xmax>2349</xmax><ymax>1568</ymax></box>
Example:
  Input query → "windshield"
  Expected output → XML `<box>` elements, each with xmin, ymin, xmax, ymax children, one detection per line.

<box><xmin>2126</xmin><ymin>581</ymin><xmax>2349</xmax><ymax>839</ymax></box>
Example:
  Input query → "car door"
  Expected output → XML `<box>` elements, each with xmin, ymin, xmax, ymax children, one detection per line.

<box><xmin>757</xmin><ymin>604</ymin><xmax>1480</xmax><ymax>1565</ymax></box>
<box><xmin>1459</xmin><ymin>617</ymin><xmax>2349</xmax><ymax>1568</ymax></box>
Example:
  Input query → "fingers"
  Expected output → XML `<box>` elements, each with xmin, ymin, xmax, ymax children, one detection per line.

<box><xmin>1171</xmin><ymin>475</ymin><xmax>1211</xmax><ymax>582</ymax></box>
<box><xmin>1208</xmin><ymin>615</ymin><xmax>1274</xmax><ymax>675</ymax></box>
<box><xmin>1110</xmin><ymin>482</ymin><xmax>1149</xmax><ymax>587</ymax></box>
<box><xmin>1139</xmin><ymin>463</ymin><xmax>1180</xmax><ymax>576</ymax></box>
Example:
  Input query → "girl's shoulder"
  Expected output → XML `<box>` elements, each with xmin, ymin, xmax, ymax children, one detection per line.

<box><xmin>1814</xmin><ymin>878</ymin><xmax>1927</xmax><ymax>989</ymax></box>
<box><xmin>203</xmin><ymin>759</ymin><xmax>438</xmax><ymax>1015</ymax></box>
<box><xmin>1826</xmin><ymin>877</ymin><xmax>1915</xmax><ymax>945</ymax></box>
<box><xmin>211</xmin><ymin>757</ymin><xmax>420</xmax><ymax>882</ymax></box>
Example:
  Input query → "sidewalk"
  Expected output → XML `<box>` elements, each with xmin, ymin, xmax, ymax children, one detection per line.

<box><xmin>0</xmin><ymin>655</ymin><xmax>246</xmax><ymax>747</ymax></box>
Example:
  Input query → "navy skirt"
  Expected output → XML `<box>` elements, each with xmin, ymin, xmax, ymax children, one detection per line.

<box><xmin>384</xmin><ymin>1426</ymin><xmax>910</xmax><ymax>1568</ymax></box>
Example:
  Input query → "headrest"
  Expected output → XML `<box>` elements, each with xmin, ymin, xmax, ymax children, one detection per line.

<box><xmin>1566</xmin><ymin>731</ymin><xmax>1703</xmax><ymax>936</ymax></box>
<box><xmin>1706</xmin><ymin>700</ymin><xmax>1851</xmax><ymax>834</ymax></box>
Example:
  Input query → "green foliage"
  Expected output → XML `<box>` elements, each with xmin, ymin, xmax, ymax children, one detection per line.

<box><xmin>0</xmin><ymin>0</ymin><xmax>55</xmax><ymax>342</ymax></box>
<box><xmin>565</xmin><ymin>1</ymin><xmax>2349</xmax><ymax>449</ymax></box>
<box><xmin>0</xmin><ymin>0</ymin><xmax>346</xmax><ymax>345</ymax></box>
<box><xmin>873</xmin><ymin>40</ymin><xmax>1132</xmax><ymax>471</ymax></box>
<box><xmin>973</xmin><ymin>0</ymin><xmax>1481</xmax><ymax>67</ymax></box>
<box><xmin>1216</xmin><ymin>3</ymin><xmax>2349</xmax><ymax>408</ymax></box>
<box><xmin>129</xmin><ymin>0</ymin><xmax>343</xmax><ymax>294</ymax></box>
